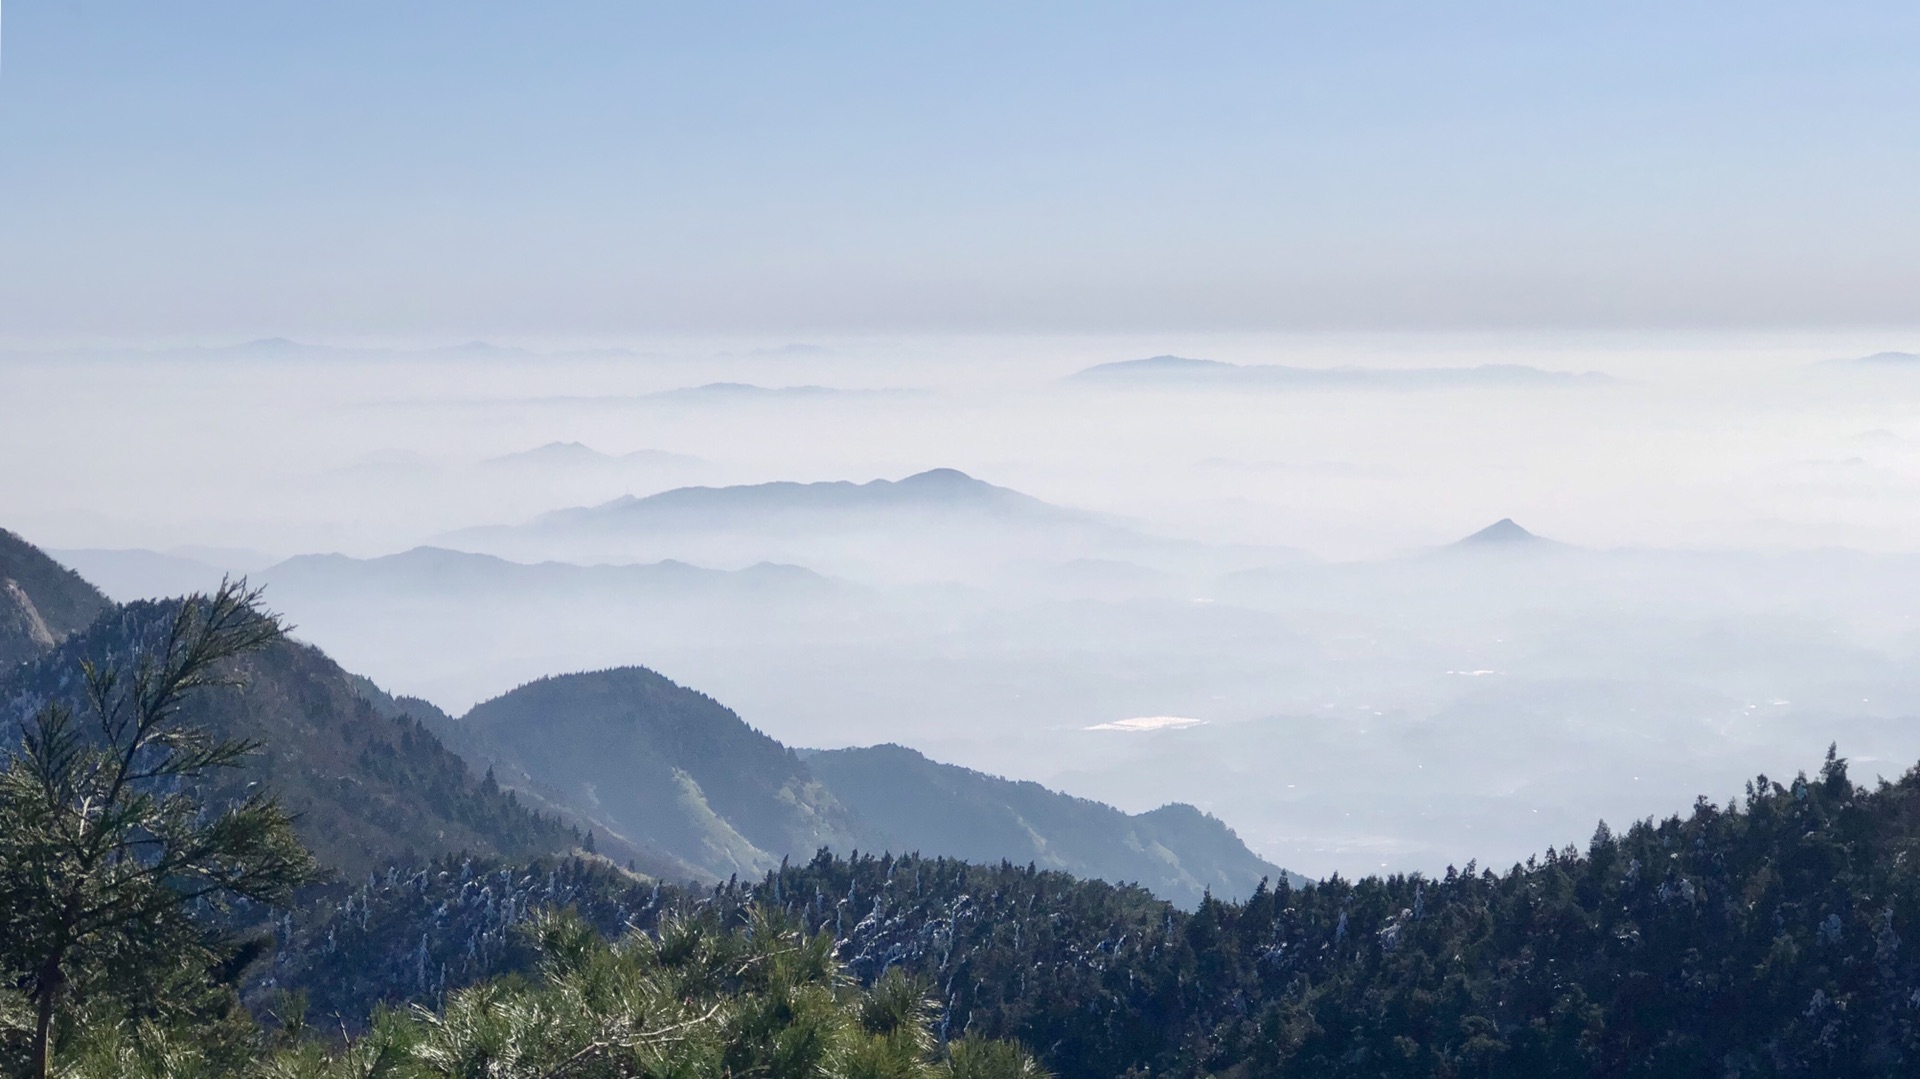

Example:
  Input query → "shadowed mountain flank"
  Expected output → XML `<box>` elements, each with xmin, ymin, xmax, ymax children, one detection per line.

<box><xmin>0</xmin><ymin>528</ymin><xmax>112</xmax><ymax>670</ymax></box>
<box><xmin>2</xmin><ymin>599</ymin><xmax>575</xmax><ymax>878</ymax></box>
<box><xmin>455</xmin><ymin>667</ymin><xmax>871</xmax><ymax>881</ymax></box>
<box><xmin>804</xmin><ymin>742</ymin><xmax>1299</xmax><ymax>906</ymax></box>
<box><xmin>427</xmin><ymin>667</ymin><xmax>1295</xmax><ymax>903</ymax></box>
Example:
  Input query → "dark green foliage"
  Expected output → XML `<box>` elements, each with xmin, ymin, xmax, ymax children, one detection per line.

<box><xmin>264</xmin><ymin>856</ymin><xmax>665</xmax><ymax>1021</ymax></box>
<box><xmin>0</xmin><ymin>582</ymin><xmax>323</xmax><ymax>1077</ymax></box>
<box><xmin>945</xmin><ymin>1038</ymin><xmax>1049</xmax><ymax>1079</ymax></box>
<box><xmin>4</xmin><ymin>600</ymin><xmax>575</xmax><ymax>878</ymax></box>
<box><xmin>62</xmin><ymin>907</ymin><xmax>1049</xmax><ymax>1079</ymax></box>
<box><xmin>271</xmin><ymin>849</ymin><xmax>1183</xmax><ymax>1075</ymax></box>
<box><xmin>273</xmin><ymin>750</ymin><xmax>1920</xmax><ymax>1078</ymax></box>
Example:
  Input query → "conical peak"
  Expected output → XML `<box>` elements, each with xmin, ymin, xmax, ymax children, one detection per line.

<box><xmin>1456</xmin><ymin>518</ymin><xmax>1539</xmax><ymax>545</ymax></box>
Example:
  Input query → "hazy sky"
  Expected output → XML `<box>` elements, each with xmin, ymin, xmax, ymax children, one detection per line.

<box><xmin>3</xmin><ymin>2</ymin><xmax>1918</xmax><ymax>341</ymax></box>
<box><xmin>10</xmin><ymin>4</ymin><xmax>1920</xmax><ymax>878</ymax></box>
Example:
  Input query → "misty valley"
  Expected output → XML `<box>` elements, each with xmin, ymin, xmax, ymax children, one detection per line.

<box><xmin>12</xmin><ymin>341</ymin><xmax>1920</xmax><ymax>1076</ymax></box>
<box><xmin>49</xmin><ymin>442</ymin><xmax>1920</xmax><ymax>880</ymax></box>
<box><xmin>11</xmin><ymin>4</ymin><xmax>1920</xmax><ymax>1073</ymax></box>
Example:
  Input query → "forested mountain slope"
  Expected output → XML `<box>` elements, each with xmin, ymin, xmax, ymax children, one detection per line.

<box><xmin>456</xmin><ymin>667</ymin><xmax>872</xmax><ymax>879</ymax></box>
<box><xmin>349</xmin><ymin>673</ymin><xmax>689</xmax><ymax>879</ymax></box>
<box><xmin>805</xmin><ymin>742</ymin><xmax>1299</xmax><ymax>907</ymax></box>
<box><xmin>0</xmin><ymin>528</ymin><xmax>111</xmax><ymax>669</ymax></box>
<box><xmin>2</xmin><ymin>600</ymin><xmax>575</xmax><ymax>877</ymax></box>
<box><xmin>438</xmin><ymin>667</ymin><xmax>1298</xmax><ymax>899</ymax></box>
<box><xmin>276</xmin><ymin>749</ymin><xmax>1920</xmax><ymax>1078</ymax></box>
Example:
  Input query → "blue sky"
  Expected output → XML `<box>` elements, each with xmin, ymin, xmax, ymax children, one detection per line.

<box><xmin>1</xmin><ymin>1</ymin><xmax>1916</xmax><ymax>339</ymax></box>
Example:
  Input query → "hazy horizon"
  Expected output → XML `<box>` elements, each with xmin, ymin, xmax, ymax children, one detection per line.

<box><xmin>9</xmin><ymin>328</ymin><xmax>1920</xmax><ymax>556</ymax></box>
<box><xmin>14</xmin><ymin>328</ymin><xmax>1920</xmax><ymax>879</ymax></box>
<box><xmin>9</xmin><ymin>5</ymin><xmax>1920</xmax><ymax>883</ymax></box>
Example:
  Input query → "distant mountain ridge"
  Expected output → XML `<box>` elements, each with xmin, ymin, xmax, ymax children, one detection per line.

<box><xmin>265</xmin><ymin>546</ymin><xmax>835</xmax><ymax>596</ymax></box>
<box><xmin>482</xmin><ymin>441</ymin><xmax>701</xmax><ymax>469</ymax></box>
<box><xmin>425</xmin><ymin>666</ymin><xmax>1298</xmax><ymax>904</ymax></box>
<box><xmin>434</xmin><ymin>468</ymin><xmax>1203</xmax><ymax>580</ymax></box>
<box><xmin>6</xmin><ymin>530</ymin><xmax>1301</xmax><ymax>905</ymax></box>
<box><xmin>531</xmin><ymin>468</ymin><xmax>1068</xmax><ymax>526</ymax></box>
<box><xmin>2</xmin><ymin>599</ymin><xmax>575</xmax><ymax>878</ymax></box>
<box><xmin>1071</xmin><ymin>355</ymin><xmax>1611</xmax><ymax>389</ymax></box>
<box><xmin>645</xmin><ymin>382</ymin><xmax>845</xmax><ymax>402</ymax></box>
<box><xmin>804</xmin><ymin>743</ymin><xmax>1302</xmax><ymax>903</ymax></box>
<box><xmin>1819</xmin><ymin>350</ymin><xmax>1920</xmax><ymax>366</ymax></box>
<box><xmin>1</xmin><ymin>528</ymin><xmax>585</xmax><ymax>878</ymax></box>
<box><xmin>1451</xmin><ymin>517</ymin><xmax>1559</xmax><ymax>547</ymax></box>
<box><xmin>48</xmin><ymin>547</ymin><xmax>239</xmax><ymax>603</ymax></box>
<box><xmin>213</xmin><ymin>337</ymin><xmax>532</xmax><ymax>360</ymax></box>
<box><xmin>454</xmin><ymin>667</ymin><xmax>869</xmax><ymax>880</ymax></box>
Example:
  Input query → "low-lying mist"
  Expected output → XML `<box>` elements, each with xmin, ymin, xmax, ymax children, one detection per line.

<box><xmin>10</xmin><ymin>329</ymin><xmax>1920</xmax><ymax>878</ymax></box>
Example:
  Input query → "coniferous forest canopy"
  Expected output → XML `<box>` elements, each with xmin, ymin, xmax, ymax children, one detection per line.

<box><xmin>9</xmin><ymin>7</ymin><xmax>1920</xmax><ymax>1076</ymax></box>
<box><xmin>8</xmin><ymin>550</ymin><xmax>1920</xmax><ymax>1076</ymax></box>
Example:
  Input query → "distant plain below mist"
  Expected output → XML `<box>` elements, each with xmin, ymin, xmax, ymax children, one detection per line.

<box><xmin>19</xmin><ymin>332</ymin><xmax>1920</xmax><ymax>877</ymax></box>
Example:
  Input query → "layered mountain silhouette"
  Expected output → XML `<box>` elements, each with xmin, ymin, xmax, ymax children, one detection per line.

<box><xmin>805</xmin><ymin>743</ymin><xmax>1301</xmax><ymax>902</ymax></box>
<box><xmin>393</xmin><ymin>664</ymin><xmax>1296</xmax><ymax>904</ymax></box>
<box><xmin>482</xmin><ymin>468</ymin><xmax>1070</xmax><ymax>529</ymax></box>
<box><xmin>264</xmin><ymin>546</ymin><xmax>837</xmax><ymax>600</ymax></box>
<box><xmin>2</xmin><ymin>600</ymin><xmax>576</xmax><ymax>877</ymax></box>
<box><xmin>481</xmin><ymin>441</ymin><xmax>701</xmax><ymax>471</ymax></box>
<box><xmin>48</xmin><ymin>546</ymin><xmax>237</xmax><ymax>603</ymax></box>
<box><xmin>1</xmin><ymin>527</ymin><xmax>112</xmax><ymax>669</ymax></box>
<box><xmin>436</xmin><ymin>469</ymin><xmax>1197</xmax><ymax>580</ymax></box>
<box><xmin>4</xmin><ymin>529</ymin><xmax>1298</xmax><ymax>904</ymax></box>
<box><xmin>644</xmin><ymin>382</ymin><xmax>849</xmax><ymax>402</ymax></box>
<box><xmin>241</xmin><ymin>547</ymin><xmax>859</xmax><ymax>712</ymax></box>
<box><xmin>452</xmin><ymin>667</ymin><xmax>868</xmax><ymax>881</ymax></box>
<box><xmin>177</xmin><ymin>337</ymin><xmax>523</xmax><ymax>361</ymax></box>
<box><xmin>1069</xmin><ymin>355</ymin><xmax>1610</xmax><ymax>390</ymax></box>
<box><xmin>1825</xmin><ymin>350</ymin><xmax>1920</xmax><ymax>366</ymax></box>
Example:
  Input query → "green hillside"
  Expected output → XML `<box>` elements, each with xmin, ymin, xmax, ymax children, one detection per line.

<box><xmin>456</xmin><ymin>667</ymin><xmax>871</xmax><ymax>879</ymax></box>
<box><xmin>3</xmin><ymin>600</ymin><xmax>574</xmax><ymax>878</ymax></box>
<box><xmin>442</xmin><ymin>667</ymin><xmax>1300</xmax><ymax>900</ymax></box>
<box><xmin>805</xmin><ymin>742</ymin><xmax>1296</xmax><ymax>907</ymax></box>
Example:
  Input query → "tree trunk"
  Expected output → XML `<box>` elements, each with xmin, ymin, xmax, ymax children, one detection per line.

<box><xmin>29</xmin><ymin>958</ymin><xmax>63</xmax><ymax>1079</ymax></box>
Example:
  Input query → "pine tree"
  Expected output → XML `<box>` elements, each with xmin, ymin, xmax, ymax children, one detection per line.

<box><xmin>0</xmin><ymin>581</ymin><xmax>322</xmax><ymax>1078</ymax></box>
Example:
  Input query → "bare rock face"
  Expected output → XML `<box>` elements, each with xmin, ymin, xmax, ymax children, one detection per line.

<box><xmin>0</xmin><ymin>578</ymin><xmax>59</xmax><ymax>658</ymax></box>
<box><xmin>0</xmin><ymin>528</ymin><xmax>111</xmax><ymax>670</ymax></box>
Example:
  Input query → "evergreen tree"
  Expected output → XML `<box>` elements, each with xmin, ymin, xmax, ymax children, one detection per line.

<box><xmin>55</xmin><ymin>906</ymin><xmax>1048</xmax><ymax>1078</ymax></box>
<box><xmin>0</xmin><ymin>581</ymin><xmax>322</xmax><ymax>1078</ymax></box>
